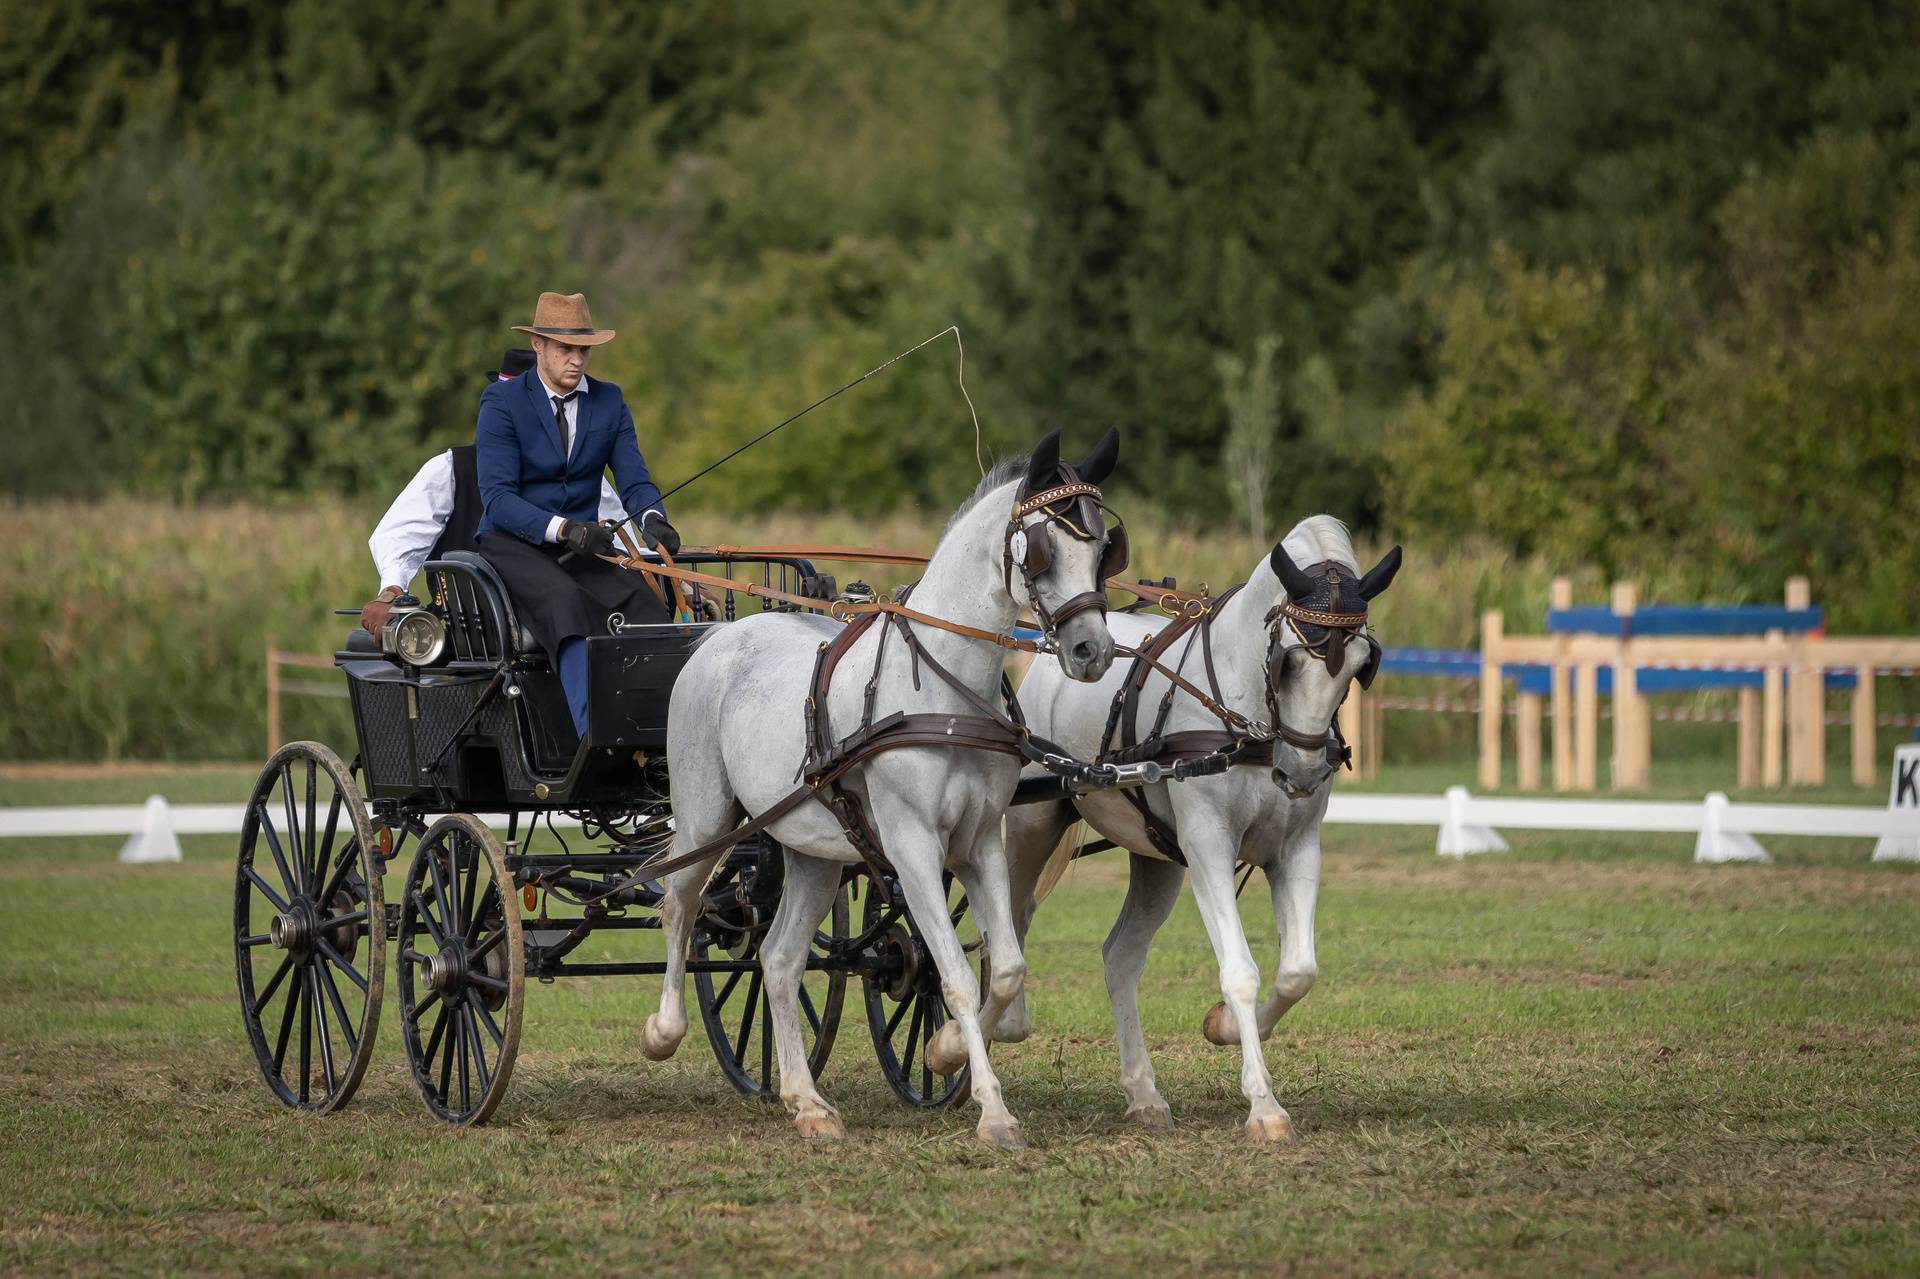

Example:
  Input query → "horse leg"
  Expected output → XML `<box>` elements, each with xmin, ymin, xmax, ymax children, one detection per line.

<box><xmin>1102</xmin><ymin>851</ymin><xmax>1186</xmax><ymax>1131</ymax></box>
<box><xmin>1205</xmin><ymin>834</ymin><xmax>1321</xmax><ymax>1043</ymax></box>
<box><xmin>891</xmin><ymin>839</ymin><xmax>1026</xmax><ymax>1150</ymax></box>
<box><xmin>1182</xmin><ymin>828</ymin><xmax>1295</xmax><ymax>1142</ymax></box>
<box><xmin>758</xmin><ymin>850</ymin><xmax>848</xmax><ymax>1140</ymax></box>
<box><xmin>933</xmin><ymin>829</ymin><xmax>1027</xmax><ymax>1069</ymax></box>
<box><xmin>995</xmin><ymin>797</ymin><xmax>1076</xmax><ymax>1042</ymax></box>
<box><xmin>639</xmin><ymin>850</ymin><xmax>725</xmax><ymax>1060</ymax></box>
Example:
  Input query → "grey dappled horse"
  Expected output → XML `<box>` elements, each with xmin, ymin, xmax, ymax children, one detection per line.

<box><xmin>641</xmin><ymin>430</ymin><xmax>1122</xmax><ymax>1148</ymax></box>
<box><xmin>1004</xmin><ymin>516</ymin><xmax>1400</xmax><ymax>1140</ymax></box>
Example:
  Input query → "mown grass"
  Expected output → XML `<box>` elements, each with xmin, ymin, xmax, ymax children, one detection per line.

<box><xmin>3</xmin><ymin>768</ymin><xmax>1917</xmax><ymax>1275</ymax></box>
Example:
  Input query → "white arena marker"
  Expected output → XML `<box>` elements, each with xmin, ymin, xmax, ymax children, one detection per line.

<box><xmin>1694</xmin><ymin>791</ymin><xmax>1769</xmax><ymax>864</ymax></box>
<box><xmin>117</xmin><ymin>794</ymin><xmax>183</xmax><ymax>864</ymax></box>
<box><xmin>1871</xmin><ymin>743</ymin><xmax>1920</xmax><ymax>863</ymax></box>
<box><xmin>1437</xmin><ymin>785</ymin><xmax>1508</xmax><ymax>856</ymax></box>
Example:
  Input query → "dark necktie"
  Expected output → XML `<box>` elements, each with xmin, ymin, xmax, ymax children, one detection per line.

<box><xmin>551</xmin><ymin>392</ymin><xmax>579</xmax><ymax>457</ymax></box>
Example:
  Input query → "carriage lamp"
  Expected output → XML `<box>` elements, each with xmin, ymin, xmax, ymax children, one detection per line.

<box><xmin>381</xmin><ymin>605</ymin><xmax>447</xmax><ymax>667</ymax></box>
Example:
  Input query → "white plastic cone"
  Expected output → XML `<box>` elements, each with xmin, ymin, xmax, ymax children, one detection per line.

<box><xmin>118</xmin><ymin>794</ymin><xmax>183</xmax><ymax>864</ymax></box>
<box><xmin>1437</xmin><ymin>785</ymin><xmax>1509</xmax><ymax>856</ymax></box>
<box><xmin>1694</xmin><ymin>791</ymin><xmax>1769</xmax><ymax>864</ymax></box>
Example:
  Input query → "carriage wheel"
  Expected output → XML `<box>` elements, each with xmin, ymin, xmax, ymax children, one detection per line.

<box><xmin>861</xmin><ymin>872</ymin><xmax>979</xmax><ymax>1109</ymax></box>
<box><xmin>694</xmin><ymin>857</ymin><xmax>849</xmax><ymax>1101</ymax></box>
<box><xmin>395</xmin><ymin>814</ymin><xmax>523</xmax><ymax>1125</ymax></box>
<box><xmin>233</xmin><ymin>742</ymin><xmax>385</xmax><ymax>1113</ymax></box>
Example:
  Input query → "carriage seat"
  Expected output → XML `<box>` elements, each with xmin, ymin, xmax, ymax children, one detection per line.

<box><xmin>440</xmin><ymin>551</ymin><xmax>543</xmax><ymax>658</ymax></box>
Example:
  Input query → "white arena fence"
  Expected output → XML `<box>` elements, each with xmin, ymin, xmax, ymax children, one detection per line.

<box><xmin>5</xmin><ymin>789</ymin><xmax>1917</xmax><ymax>866</ymax></box>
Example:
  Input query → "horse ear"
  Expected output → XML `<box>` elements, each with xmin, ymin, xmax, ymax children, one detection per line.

<box><xmin>1077</xmin><ymin>427</ymin><xmax>1121</xmax><ymax>485</ymax></box>
<box><xmin>1356</xmin><ymin>545</ymin><xmax>1403</xmax><ymax>600</ymax></box>
<box><xmin>1269</xmin><ymin>540</ymin><xmax>1315</xmax><ymax>599</ymax></box>
<box><xmin>1023</xmin><ymin>430</ymin><xmax>1062</xmax><ymax>495</ymax></box>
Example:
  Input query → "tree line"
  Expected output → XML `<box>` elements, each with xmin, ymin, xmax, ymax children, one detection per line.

<box><xmin>5</xmin><ymin>0</ymin><xmax>1915</xmax><ymax>627</ymax></box>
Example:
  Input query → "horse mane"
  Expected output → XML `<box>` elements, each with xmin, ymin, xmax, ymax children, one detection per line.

<box><xmin>940</xmin><ymin>453</ymin><xmax>1028</xmax><ymax>539</ymax></box>
<box><xmin>1280</xmin><ymin>514</ymin><xmax>1359</xmax><ymax>573</ymax></box>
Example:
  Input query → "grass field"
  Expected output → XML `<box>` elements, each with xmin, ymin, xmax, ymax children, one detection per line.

<box><xmin>3</xmin><ymin>766</ymin><xmax>1918</xmax><ymax>1275</ymax></box>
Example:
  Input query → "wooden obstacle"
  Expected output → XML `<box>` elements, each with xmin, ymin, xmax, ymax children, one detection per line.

<box><xmin>1476</xmin><ymin>577</ymin><xmax>1920</xmax><ymax>792</ymax></box>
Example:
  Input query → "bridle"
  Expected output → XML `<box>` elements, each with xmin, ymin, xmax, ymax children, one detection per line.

<box><xmin>1260</xmin><ymin>575</ymin><xmax>1381</xmax><ymax>776</ymax></box>
<box><xmin>1003</xmin><ymin>472</ymin><xmax>1128</xmax><ymax>641</ymax></box>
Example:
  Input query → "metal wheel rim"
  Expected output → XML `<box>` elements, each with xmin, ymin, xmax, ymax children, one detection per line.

<box><xmin>694</xmin><ymin>860</ymin><xmax>849</xmax><ymax>1100</ymax></box>
<box><xmin>861</xmin><ymin>872</ymin><xmax>977</xmax><ymax>1109</ymax></box>
<box><xmin>233</xmin><ymin>741</ymin><xmax>385</xmax><ymax>1114</ymax></box>
<box><xmin>395</xmin><ymin>814</ymin><xmax>523</xmax><ymax>1125</ymax></box>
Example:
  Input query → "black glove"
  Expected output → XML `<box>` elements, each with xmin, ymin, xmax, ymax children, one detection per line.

<box><xmin>641</xmin><ymin>511</ymin><xmax>681</xmax><ymax>557</ymax></box>
<box><xmin>561</xmin><ymin>519</ymin><xmax>617</xmax><ymax>558</ymax></box>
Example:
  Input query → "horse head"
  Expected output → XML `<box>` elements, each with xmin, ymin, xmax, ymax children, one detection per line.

<box><xmin>1008</xmin><ymin>428</ymin><xmax>1123</xmax><ymax>681</ymax></box>
<box><xmin>1264</xmin><ymin>532</ymin><xmax>1401</xmax><ymax>798</ymax></box>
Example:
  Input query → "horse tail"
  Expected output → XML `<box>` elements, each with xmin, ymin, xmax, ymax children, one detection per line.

<box><xmin>1034</xmin><ymin>819</ymin><xmax>1086</xmax><ymax>904</ymax></box>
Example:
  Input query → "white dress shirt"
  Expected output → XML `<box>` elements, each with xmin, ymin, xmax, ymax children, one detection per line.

<box><xmin>368</xmin><ymin>446</ymin><xmax>640</xmax><ymax>593</ymax></box>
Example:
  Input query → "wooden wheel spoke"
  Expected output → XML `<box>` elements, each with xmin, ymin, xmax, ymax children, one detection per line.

<box><xmin>466</xmin><ymin>990</ymin><xmax>505</xmax><ymax>1046</ymax></box>
<box><xmin>467</xmin><ymin>972</ymin><xmax>508</xmax><ymax>993</ymax></box>
<box><xmin>308</xmin><ymin>967</ymin><xmax>337</xmax><ymax>1093</ymax></box>
<box><xmin>271</xmin><ymin>966</ymin><xmax>300</xmax><ymax>1074</ymax></box>
<box><xmin>885</xmin><ymin>989</ymin><xmax>917</xmax><ymax>1039</ymax></box>
<box><xmin>303</xmin><ymin>759</ymin><xmax>319</xmax><ymax>893</ymax></box>
<box><xmin>244</xmin><ymin>865</ymin><xmax>290</xmax><ymax>914</ymax></box>
<box><xmin>427</xmin><ymin>848</ymin><xmax>457</xmax><ymax>939</ymax></box>
<box><xmin>411</xmin><ymin>988</ymin><xmax>441</xmax><ymax>1023</ymax></box>
<box><xmin>253</xmin><ymin>953</ymin><xmax>294</xmax><ymax>1017</ymax></box>
<box><xmin>733</xmin><ymin>971</ymin><xmax>761</xmax><ymax>1066</ymax></box>
<box><xmin>760</xmin><ymin>988</ymin><xmax>773</xmax><ymax>1086</ymax></box>
<box><xmin>469</xmin><ymin>929</ymin><xmax>505</xmax><ymax>961</ymax></box>
<box><xmin>316</xmin><ymin>956</ymin><xmax>360</xmax><ymax>1055</ymax></box>
<box><xmin>316</xmin><ymin>785</ymin><xmax>342</xmax><ymax>888</ymax></box>
<box><xmin>712</xmin><ymin>968</ymin><xmax>743</xmax><ymax>1009</ymax></box>
<box><xmin>455</xmin><ymin>1005</ymin><xmax>471</xmax><ymax>1112</ymax></box>
<box><xmin>280</xmin><ymin>771</ymin><xmax>306</xmax><ymax>896</ymax></box>
<box><xmin>799</xmin><ymin>985</ymin><xmax>822</xmax><ymax>1034</ymax></box>
<box><xmin>240</xmin><ymin>932</ymin><xmax>271</xmax><ymax>947</ymax></box>
<box><xmin>297</xmin><ymin>966</ymin><xmax>313</xmax><ymax>1103</ymax></box>
<box><xmin>430</xmin><ymin>1006</ymin><xmax>454</xmax><ymax>1104</ymax></box>
<box><xmin>463</xmin><ymin>1009</ymin><xmax>492</xmax><ymax>1092</ymax></box>
<box><xmin>315</xmin><ymin>938</ymin><xmax>368</xmax><ymax>993</ymax></box>
<box><xmin>255</xmin><ymin>808</ymin><xmax>299</xmax><ymax>903</ymax></box>
<box><xmin>318</xmin><ymin>835</ymin><xmax>360</xmax><ymax>907</ymax></box>
<box><xmin>461</xmin><ymin>843</ymin><xmax>485</xmax><ymax>939</ymax></box>
<box><xmin>318</xmin><ymin>908</ymin><xmax>369</xmax><ymax>932</ymax></box>
<box><xmin>900</xmin><ymin>998</ymin><xmax>922</xmax><ymax>1078</ymax></box>
<box><xmin>411</xmin><ymin>891</ymin><xmax>447</xmax><ymax>946</ymax></box>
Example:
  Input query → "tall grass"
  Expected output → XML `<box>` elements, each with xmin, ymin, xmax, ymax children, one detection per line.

<box><xmin>0</xmin><ymin>496</ymin><xmax>1888</xmax><ymax>761</ymax></box>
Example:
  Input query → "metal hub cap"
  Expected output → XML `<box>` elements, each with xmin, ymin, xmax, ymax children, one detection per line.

<box><xmin>269</xmin><ymin>904</ymin><xmax>314</xmax><ymax>952</ymax></box>
<box><xmin>421</xmin><ymin>947</ymin><xmax>465</xmax><ymax>994</ymax></box>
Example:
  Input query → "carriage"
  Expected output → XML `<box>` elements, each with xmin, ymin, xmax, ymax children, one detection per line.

<box><xmin>231</xmin><ymin>548</ymin><xmax>983</xmax><ymax>1125</ymax></box>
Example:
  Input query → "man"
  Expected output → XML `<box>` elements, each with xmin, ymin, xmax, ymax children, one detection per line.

<box><xmin>473</xmin><ymin>292</ymin><xmax>683</xmax><ymax>737</ymax></box>
<box><xmin>359</xmin><ymin>348</ymin><xmax>644</xmax><ymax>637</ymax></box>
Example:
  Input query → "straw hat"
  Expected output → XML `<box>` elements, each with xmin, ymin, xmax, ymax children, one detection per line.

<box><xmin>512</xmin><ymin>292</ymin><xmax>616</xmax><ymax>346</ymax></box>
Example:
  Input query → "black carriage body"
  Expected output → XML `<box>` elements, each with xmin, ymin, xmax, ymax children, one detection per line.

<box><xmin>340</xmin><ymin>551</ymin><xmax>818</xmax><ymax>811</ymax></box>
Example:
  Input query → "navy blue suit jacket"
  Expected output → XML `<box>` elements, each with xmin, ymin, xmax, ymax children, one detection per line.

<box><xmin>473</xmin><ymin>369</ymin><xmax>664</xmax><ymax>544</ymax></box>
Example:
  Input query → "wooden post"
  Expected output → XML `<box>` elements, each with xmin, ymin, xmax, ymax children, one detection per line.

<box><xmin>1610</xmin><ymin>582</ymin><xmax>1650</xmax><ymax>790</ymax></box>
<box><xmin>1517</xmin><ymin>693</ymin><xmax>1543</xmax><ymax>791</ymax></box>
<box><xmin>1575</xmin><ymin>662</ymin><xmax>1599</xmax><ymax>791</ymax></box>
<box><xmin>265</xmin><ymin>639</ymin><xmax>282</xmax><ymax>757</ymax></box>
<box><xmin>1762</xmin><ymin>628</ymin><xmax>1784</xmax><ymax>789</ymax></box>
<box><xmin>1365</xmin><ymin>688</ymin><xmax>1384</xmax><ymax>779</ymax></box>
<box><xmin>1550</xmin><ymin>577</ymin><xmax>1573</xmax><ymax>791</ymax></box>
<box><xmin>1338</xmin><ymin>682</ymin><xmax>1363</xmax><ymax>780</ymax></box>
<box><xmin>1785</xmin><ymin>577</ymin><xmax>1824</xmax><ymax>786</ymax></box>
<box><xmin>1479</xmin><ymin>610</ymin><xmax>1503</xmax><ymax>791</ymax></box>
<box><xmin>1851</xmin><ymin>665</ymin><xmax>1876</xmax><ymax>787</ymax></box>
<box><xmin>1737</xmin><ymin>687</ymin><xmax>1760</xmax><ymax>789</ymax></box>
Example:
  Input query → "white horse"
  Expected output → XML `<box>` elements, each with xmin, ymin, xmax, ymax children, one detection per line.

<box><xmin>1003</xmin><ymin>516</ymin><xmax>1400</xmax><ymax>1140</ymax></box>
<box><xmin>640</xmin><ymin>429</ymin><xmax>1122</xmax><ymax>1148</ymax></box>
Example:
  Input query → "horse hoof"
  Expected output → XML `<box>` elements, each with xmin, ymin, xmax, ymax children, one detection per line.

<box><xmin>978</xmin><ymin>1118</ymin><xmax>1027</xmax><ymax>1150</ymax></box>
<box><xmin>1245</xmin><ymin>1111</ymin><xmax>1297</xmax><ymax>1144</ymax></box>
<box><xmin>1124</xmin><ymin>1103</ymin><xmax>1173</xmax><ymax>1132</ymax></box>
<box><xmin>796</xmin><ymin>1110</ymin><xmax>845</xmax><ymax>1141</ymax></box>
<box><xmin>927</xmin><ymin>1021</ymin><xmax>968</xmax><ymax>1075</ymax></box>
<box><xmin>1202</xmin><ymin>1001</ymin><xmax>1238</xmax><ymax>1046</ymax></box>
<box><xmin>639</xmin><ymin>1014</ymin><xmax>682</xmax><ymax>1062</ymax></box>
